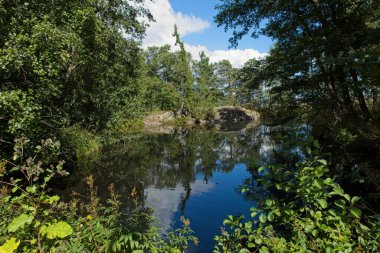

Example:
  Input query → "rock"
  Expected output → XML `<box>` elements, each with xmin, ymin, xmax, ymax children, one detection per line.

<box><xmin>213</xmin><ymin>106</ymin><xmax>260</xmax><ymax>123</ymax></box>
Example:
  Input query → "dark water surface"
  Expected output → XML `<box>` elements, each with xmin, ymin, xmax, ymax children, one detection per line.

<box><xmin>66</xmin><ymin>123</ymin><xmax>278</xmax><ymax>252</ymax></box>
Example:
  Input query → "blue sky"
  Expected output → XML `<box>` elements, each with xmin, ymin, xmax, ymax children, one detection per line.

<box><xmin>169</xmin><ymin>0</ymin><xmax>273</xmax><ymax>52</ymax></box>
<box><xmin>142</xmin><ymin>0</ymin><xmax>272</xmax><ymax>67</ymax></box>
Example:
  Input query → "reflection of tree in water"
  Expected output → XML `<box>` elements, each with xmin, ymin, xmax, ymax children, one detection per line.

<box><xmin>66</xmin><ymin>125</ymin><xmax>278</xmax><ymax>212</ymax></box>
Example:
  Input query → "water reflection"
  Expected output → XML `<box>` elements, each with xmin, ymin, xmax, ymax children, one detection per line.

<box><xmin>66</xmin><ymin>124</ymin><xmax>279</xmax><ymax>252</ymax></box>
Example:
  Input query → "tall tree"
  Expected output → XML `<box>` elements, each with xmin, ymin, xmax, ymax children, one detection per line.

<box><xmin>0</xmin><ymin>0</ymin><xmax>152</xmax><ymax>145</ymax></box>
<box><xmin>172</xmin><ymin>25</ymin><xmax>194</xmax><ymax>116</ymax></box>
<box><xmin>215</xmin><ymin>0</ymin><xmax>380</xmax><ymax>120</ymax></box>
<box><xmin>192</xmin><ymin>51</ymin><xmax>217</xmax><ymax>115</ymax></box>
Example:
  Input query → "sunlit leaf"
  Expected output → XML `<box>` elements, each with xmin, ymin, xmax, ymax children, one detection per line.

<box><xmin>8</xmin><ymin>214</ymin><xmax>34</xmax><ymax>233</ymax></box>
<box><xmin>40</xmin><ymin>221</ymin><xmax>73</xmax><ymax>239</ymax></box>
<box><xmin>0</xmin><ymin>238</ymin><xmax>20</xmax><ymax>253</ymax></box>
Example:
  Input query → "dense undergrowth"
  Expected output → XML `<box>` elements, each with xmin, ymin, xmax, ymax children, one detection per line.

<box><xmin>214</xmin><ymin>134</ymin><xmax>380</xmax><ymax>252</ymax></box>
<box><xmin>0</xmin><ymin>138</ymin><xmax>197</xmax><ymax>253</ymax></box>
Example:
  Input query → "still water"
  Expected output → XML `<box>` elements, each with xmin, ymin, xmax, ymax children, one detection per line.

<box><xmin>68</xmin><ymin>124</ymin><xmax>279</xmax><ymax>252</ymax></box>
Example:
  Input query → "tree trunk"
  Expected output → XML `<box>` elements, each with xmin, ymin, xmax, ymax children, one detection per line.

<box><xmin>336</xmin><ymin>66</ymin><xmax>354</xmax><ymax>112</ymax></box>
<box><xmin>350</xmin><ymin>69</ymin><xmax>372</xmax><ymax>120</ymax></box>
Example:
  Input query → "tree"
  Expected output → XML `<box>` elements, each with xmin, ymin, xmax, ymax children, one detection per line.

<box><xmin>0</xmin><ymin>0</ymin><xmax>152</xmax><ymax>147</ymax></box>
<box><xmin>172</xmin><ymin>25</ymin><xmax>194</xmax><ymax>116</ymax></box>
<box><xmin>215</xmin><ymin>0</ymin><xmax>380</xmax><ymax>121</ymax></box>
<box><xmin>215</xmin><ymin>60</ymin><xmax>237</xmax><ymax>105</ymax></box>
<box><xmin>192</xmin><ymin>51</ymin><xmax>217</xmax><ymax>117</ymax></box>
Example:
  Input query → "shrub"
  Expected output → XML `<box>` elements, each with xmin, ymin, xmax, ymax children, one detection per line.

<box><xmin>214</xmin><ymin>139</ymin><xmax>380</xmax><ymax>252</ymax></box>
<box><xmin>0</xmin><ymin>138</ymin><xmax>197</xmax><ymax>253</ymax></box>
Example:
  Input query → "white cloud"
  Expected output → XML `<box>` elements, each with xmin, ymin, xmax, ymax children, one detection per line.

<box><xmin>143</xmin><ymin>0</ymin><xmax>267</xmax><ymax>68</ymax></box>
<box><xmin>146</xmin><ymin>179</ymin><xmax>215</xmax><ymax>232</ymax></box>
<box><xmin>143</xmin><ymin>0</ymin><xmax>209</xmax><ymax>48</ymax></box>
<box><xmin>185</xmin><ymin>44</ymin><xmax>268</xmax><ymax>68</ymax></box>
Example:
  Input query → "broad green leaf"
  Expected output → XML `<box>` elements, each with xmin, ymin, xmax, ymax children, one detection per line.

<box><xmin>0</xmin><ymin>238</ymin><xmax>20</xmax><ymax>253</ymax></box>
<box><xmin>259</xmin><ymin>246</ymin><xmax>270</xmax><ymax>253</ymax></box>
<box><xmin>259</xmin><ymin>214</ymin><xmax>267</xmax><ymax>223</ymax></box>
<box><xmin>334</xmin><ymin>199</ymin><xmax>346</xmax><ymax>209</ymax></box>
<box><xmin>267</xmin><ymin>212</ymin><xmax>274</xmax><ymax>221</ymax></box>
<box><xmin>318</xmin><ymin>199</ymin><xmax>328</xmax><ymax>209</ymax></box>
<box><xmin>351</xmin><ymin>196</ymin><xmax>360</xmax><ymax>204</ymax></box>
<box><xmin>245</xmin><ymin>221</ymin><xmax>252</xmax><ymax>229</ymax></box>
<box><xmin>8</xmin><ymin>214</ymin><xmax>34</xmax><ymax>233</ymax></box>
<box><xmin>343</xmin><ymin>194</ymin><xmax>351</xmax><ymax>202</ymax></box>
<box><xmin>332</xmin><ymin>187</ymin><xmax>345</xmax><ymax>196</ymax></box>
<box><xmin>40</xmin><ymin>221</ymin><xmax>73</xmax><ymax>239</ymax></box>
<box><xmin>350</xmin><ymin>208</ymin><xmax>362</xmax><ymax>219</ymax></box>
<box><xmin>239</xmin><ymin>249</ymin><xmax>250</xmax><ymax>253</ymax></box>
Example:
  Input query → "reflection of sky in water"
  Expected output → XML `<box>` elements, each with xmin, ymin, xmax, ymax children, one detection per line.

<box><xmin>146</xmin><ymin>179</ymin><xmax>216</xmax><ymax>232</ymax></box>
<box><xmin>146</xmin><ymin>163</ymin><xmax>255</xmax><ymax>253</ymax></box>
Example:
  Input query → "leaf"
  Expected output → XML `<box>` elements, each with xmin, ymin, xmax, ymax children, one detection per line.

<box><xmin>40</xmin><ymin>221</ymin><xmax>73</xmax><ymax>239</ymax></box>
<box><xmin>259</xmin><ymin>246</ymin><xmax>270</xmax><ymax>253</ymax></box>
<box><xmin>239</xmin><ymin>249</ymin><xmax>250</xmax><ymax>253</ymax></box>
<box><xmin>350</xmin><ymin>208</ymin><xmax>362</xmax><ymax>219</ymax></box>
<box><xmin>343</xmin><ymin>194</ymin><xmax>351</xmax><ymax>202</ymax></box>
<box><xmin>334</xmin><ymin>199</ymin><xmax>346</xmax><ymax>209</ymax></box>
<box><xmin>351</xmin><ymin>196</ymin><xmax>360</xmax><ymax>204</ymax></box>
<box><xmin>8</xmin><ymin>214</ymin><xmax>34</xmax><ymax>233</ymax></box>
<box><xmin>331</xmin><ymin>186</ymin><xmax>345</xmax><ymax>196</ymax></box>
<box><xmin>259</xmin><ymin>214</ymin><xmax>267</xmax><ymax>223</ymax></box>
<box><xmin>267</xmin><ymin>212</ymin><xmax>274</xmax><ymax>221</ymax></box>
<box><xmin>305</xmin><ymin>146</ymin><xmax>311</xmax><ymax>155</ymax></box>
<box><xmin>245</xmin><ymin>221</ymin><xmax>252</xmax><ymax>229</ymax></box>
<box><xmin>0</xmin><ymin>238</ymin><xmax>20</xmax><ymax>253</ymax></box>
<box><xmin>318</xmin><ymin>199</ymin><xmax>328</xmax><ymax>209</ymax></box>
<box><xmin>317</xmin><ymin>159</ymin><xmax>327</xmax><ymax>165</ymax></box>
<box><xmin>258</xmin><ymin>166</ymin><xmax>266</xmax><ymax>172</ymax></box>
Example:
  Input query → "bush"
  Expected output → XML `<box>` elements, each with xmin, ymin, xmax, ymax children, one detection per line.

<box><xmin>214</xmin><ymin>139</ymin><xmax>380</xmax><ymax>252</ymax></box>
<box><xmin>0</xmin><ymin>138</ymin><xmax>197</xmax><ymax>253</ymax></box>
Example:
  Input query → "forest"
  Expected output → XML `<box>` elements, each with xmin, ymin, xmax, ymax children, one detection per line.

<box><xmin>0</xmin><ymin>0</ymin><xmax>379</xmax><ymax>252</ymax></box>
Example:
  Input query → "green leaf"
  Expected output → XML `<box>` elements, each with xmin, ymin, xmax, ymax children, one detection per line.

<box><xmin>245</xmin><ymin>221</ymin><xmax>252</xmax><ymax>229</ymax></box>
<box><xmin>318</xmin><ymin>199</ymin><xmax>328</xmax><ymax>209</ymax></box>
<box><xmin>239</xmin><ymin>249</ymin><xmax>250</xmax><ymax>253</ymax></box>
<box><xmin>351</xmin><ymin>196</ymin><xmax>360</xmax><ymax>204</ymax></box>
<box><xmin>343</xmin><ymin>194</ymin><xmax>351</xmax><ymax>202</ymax></box>
<box><xmin>259</xmin><ymin>214</ymin><xmax>267</xmax><ymax>223</ymax></box>
<box><xmin>40</xmin><ymin>221</ymin><xmax>73</xmax><ymax>239</ymax></box>
<box><xmin>334</xmin><ymin>199</ymin><xmax>346</xmax><ymax>209</ymax></box>
<box><xmin>259</xmin><ymin>246</ymin><xmax>270</xmax><ymax>253</ymax></box>
<box><xmin>350</xmin><ymin>208</ymin><xmax>362</xmax><ymax>219</ymax></box>
<box><xmin>0</xmin><ymin>238</ymin><xmax>20</xmax><ymax>253</ymax></box>
<box><xmin>332</xmin><ymin>186</ymin><xmax>345</xmax><ymax>196</ymax></box>
<box><xmin>317</xmin><ymin>159</ymin><xmax>327</xmax><ymax>165</ymax></box>
<box><xmin>267</xmin><ymin>212</ymin><xmax>274</xmax><ymax>221</ymax></box>
<box><xmin>8</xmin><ymin>214</ymin><xmax>34</xmax><ymax>233</ymax></box>
<box><xmin>258</xmin><ymin>166</ymin><xmax>266</xmax><ymax>172</ymax></box>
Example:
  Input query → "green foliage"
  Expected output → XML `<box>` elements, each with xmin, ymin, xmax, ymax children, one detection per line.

<box><xmin>0</xmin><ymin>0</ymin><xmax>152</xmax><ymax>148</ymax></box>
<box><xmin>0</xmin><ymin>238</ymin><xmax>20</xmax><ymax>253</ymax></box>
<box><xmin>60</xmin><ymin>126</ymin><xmax>101</xmax><ymax>159</ymax></box>
<box><xmin>216</xmin><ymin>0</ymin><xmax>380</xmax><ymax>123</ymax></box>
<box><xmin>0</xmin><ymin>138</ymin><xmax>197</xmax><ymax>252</ymax></box>
<box><xmin>214</xmin><ymin>138</ymin><xmax>380</xmax><ymax>252</ymax></box>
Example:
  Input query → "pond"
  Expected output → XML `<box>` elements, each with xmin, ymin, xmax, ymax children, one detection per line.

<box><xmin>64</xmin><ymin>123</ymin><xmax>280</xmax><ymax>252</ymax></box>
